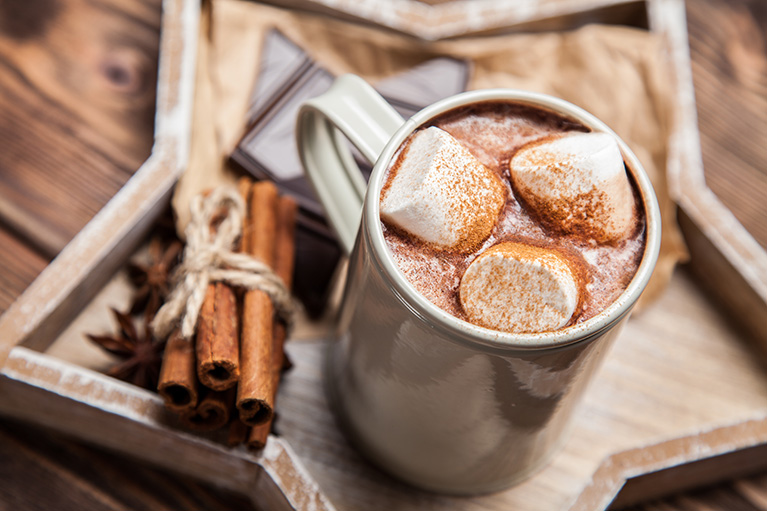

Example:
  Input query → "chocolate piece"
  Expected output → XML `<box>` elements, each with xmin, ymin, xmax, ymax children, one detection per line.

<box><xmin>230</xmin><ymin>29</ymin><xmax>469</xmax><ymax>314</ymax></box>
<box><xmin>246</xmin><ymin>30</ymin><xmax>313</xmax><ymax>119</ymax></box>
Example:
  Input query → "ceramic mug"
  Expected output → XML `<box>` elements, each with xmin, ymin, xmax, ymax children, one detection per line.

<box><xmin>297</xmin><ymin>74</ymin><xmax>661</xmax><ymax>494</ymax></box>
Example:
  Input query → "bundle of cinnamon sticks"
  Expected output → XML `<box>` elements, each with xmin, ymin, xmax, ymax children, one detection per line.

<box><xmin>157</xmin><ymin>178</ymin><xmax>297</xmax><ymax>449</ymax></box>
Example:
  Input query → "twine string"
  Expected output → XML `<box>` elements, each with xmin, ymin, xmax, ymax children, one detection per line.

<box><xmin>151</xmin><ymin>186</ymin><xmax>296</xmax><ymax>340</ymax></box>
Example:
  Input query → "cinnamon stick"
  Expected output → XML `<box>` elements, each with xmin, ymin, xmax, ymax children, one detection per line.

<box><xmin>272</xmin><ymin>196</ymin><xmax>298</xmax><ymax>359</ymax></box>
<box><xmin>158</xmin><ymin>329</ymin><xmax>198</xmax><ymax>412</ymax></box>
<box><xmin>192</xmin><ymin>188</ymin><xmax>243</xmax><ymax>391</ymax></box>
<box><xmin>196</xmin><ymin>281</ymin><xmax>239</xmax><ymax>390</ymax></box>
<box><xmin>227</xmin><ymin>418</ymin><xmax>249</xmax><ymax>447</ymax></box>
<box><xmin>247</xmin><ymin>421</ymin><xmax>271</xmax><ymax>450</ymax></box>
<box><xmin>247</xmin><ymin>196</ymin><xmax>298</xmax><ymax>449</ymax></box>
<box><xmin>181</xmin><ymin>388</ymin><xmax>235</xmax><ymax>431</ymax></box>
<box><xmin>237</xmin><ymin>176</ymin><xmax>253</xmax><ymax>254</ymax></box>
<box><xmin>237</xmin><ymin>181</ymin><xmax>278</xmax><ymax>426</ymax></box>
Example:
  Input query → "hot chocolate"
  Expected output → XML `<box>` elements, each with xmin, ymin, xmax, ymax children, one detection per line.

<box><xmin>380</xmin><ymin>101</ymin><xmax>646</xmax><ymax>333</ymax></box>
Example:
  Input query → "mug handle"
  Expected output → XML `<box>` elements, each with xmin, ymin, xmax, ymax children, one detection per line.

<box><xmin>297</xmin><ymin>74</ymin><xmax>405</xmax><ymax>254</ymax></box>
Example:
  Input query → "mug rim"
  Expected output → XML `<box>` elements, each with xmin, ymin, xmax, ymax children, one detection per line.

<box><xmin>362</xmin><ymin>88</ymin><xmax>662</xmax><ymax>351</ymax></box>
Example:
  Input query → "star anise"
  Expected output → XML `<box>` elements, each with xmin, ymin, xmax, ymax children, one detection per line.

<box><xmin>87</xmin><ymin>308</ymin><xmax>166</xmax><ymax>391</ymax></box>
<box><xmin>126</xmin><ymin>237</ymin><xmax>182</xmax><ymax>319</ymax></box>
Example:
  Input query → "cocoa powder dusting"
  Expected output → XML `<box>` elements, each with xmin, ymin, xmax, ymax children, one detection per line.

<box><xmin>381</xmin><ymin>102</ymin><xmax>646</xmax><ymax>330</ymax></box>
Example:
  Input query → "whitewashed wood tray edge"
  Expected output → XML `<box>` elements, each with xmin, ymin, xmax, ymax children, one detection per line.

<box><xmin>571</xmin><ymin>414</ymin><xmax>767</xmax><ymax>509</ymax></box>
<box><xmin>0</xmin><ymin>345</ymin><xmax>337</xmax><ymax>511</ymax></box>
<box><xmin>255</xmin><ymin>0</ymin><xmax>636</xmax><ymax>40</ymax></box>
<box><xmin>655</xmin><ymin>0</ymin><xmax>767</xmax><ymax>346</ymax></box>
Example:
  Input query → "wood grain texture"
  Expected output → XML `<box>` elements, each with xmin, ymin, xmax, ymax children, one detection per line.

<box><xmin>0</xmin><ymin>419</ymin><xmax>257</xmax><ymax>511</ymax></box>
<box><xmin>0</xmin><ymin>0</ymin><xmax>160</xmax><ymax>257</ymax></box>
<box><xmin>687</xmin><ymin>0</ymin><xmax>767</xmax><ymax>250</ymax></box>
<box><xmin>626</xmin><ymin>476</ymin><xmax>767</xmax><ymax>511</ymax></box>
<box><xmin>0</xmin><ymin>227</ymin><xmax>49</xmax><ymax>313</ymax></box>
<box><xmin>0</xmin><ymin>343</ymin><xmax>337</xmax><ymax>511</ymax></box>
<box><xmin>0</xmin><ymin>0</ymin><xmax>766</xmax><ymax>510</ymax></box>
<box><xmin>661</xmin><ymin>0</ymin><xmax>767</xmax><ymax>350</ymax></box>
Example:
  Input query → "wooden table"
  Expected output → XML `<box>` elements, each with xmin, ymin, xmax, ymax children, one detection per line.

<box><xmin>0</xmin><ymin>0</ymin><xmax>765</xmax><ymax>509</ymax></box>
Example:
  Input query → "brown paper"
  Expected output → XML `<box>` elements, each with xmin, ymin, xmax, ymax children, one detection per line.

<box><xmin>174</xmin><ymin>0</ymin><xmax>688</xmax><ymax>309</ymax></box>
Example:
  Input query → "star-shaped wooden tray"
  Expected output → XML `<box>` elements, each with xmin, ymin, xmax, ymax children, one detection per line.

<box><xmin>1</xmin><ymin>1</ymin><xmax>765</xmax><ymax>510</ymax></box>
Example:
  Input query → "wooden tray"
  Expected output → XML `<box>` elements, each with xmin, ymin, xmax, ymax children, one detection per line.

<box><xmin>256</xmin><ymin>0</ymin><xmax>656</xmax><ymax>40</ymax></box>
<box><xmin>656</xmin><ymin>0</ymin><xmax>767</xmax><ymax>348</ymax></box>
<box><xmin>1</xmin><ymin>1</ymin><xmax>766</xmax><ymax>510</ymax></box>
<box><xmin>0</xmin><ymin>0</ymin><xmax>335</xmax><ymax>509</ymax></box>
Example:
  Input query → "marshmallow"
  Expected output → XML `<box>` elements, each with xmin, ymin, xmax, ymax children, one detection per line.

<box><xmin>380</xmin><ymin>127</ymin><xmax>505</xmax><ymax>252</ymax></box>
<box><xmin>459</xmin><ymin>242</ymin><xmax>578</xmax><ymax>333</ymax></box>
<box><xmin>509</xmin><ymin>132</ymin><xmax>636</xmax><ymax>243</ymax></box>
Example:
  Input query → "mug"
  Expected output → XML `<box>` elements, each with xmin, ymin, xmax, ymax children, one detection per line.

<box><xmin>297</xmin><ymin>75</ymin><xmax>661</xmax><ymax>494</ymax></box>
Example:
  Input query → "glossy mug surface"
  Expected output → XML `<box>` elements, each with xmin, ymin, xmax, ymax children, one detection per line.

<box><xmin>297</xmin><ymin>75</ymin><xmax>661</xmax><ymax>494</ymax></box>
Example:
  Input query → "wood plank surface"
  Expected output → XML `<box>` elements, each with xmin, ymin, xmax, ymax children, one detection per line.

<box><xmin>0</xmin><ymin>0</ymin><xmax>766</xmax><ymax>510</ymax></box>
<box><xmin>687</xmin><ymin>0</ymin><xmax>767</xmax><ymax>250</ymax></box>
<box><xmin>0</xmin><ymin>419</ymin><xmax>257</xmax><ymax>511</ymax></box>
<box><xmin>0</xmin><ymin>227</ymin><xmax>49</xmax><ymax>313</ymax></box>
<box><xmin>0</xmin><ymin>0</ymin><xmax>160</xmax><ymax>257</ymax></box>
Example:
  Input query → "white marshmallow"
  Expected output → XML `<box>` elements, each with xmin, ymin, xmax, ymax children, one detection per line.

<box><xmin>509</xmin><ymin>132</ymin><xmax>636</xmax><ymax>243</ymax></box>
<box><xmin>460</xmin><ymin>242</ymin><xmax>579</xmax><ymax>333</ymax></box>
<box><xmin>380</xmin><ymin>127</ymin><xmax>505</xmax><ymax>252</ymax></box>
